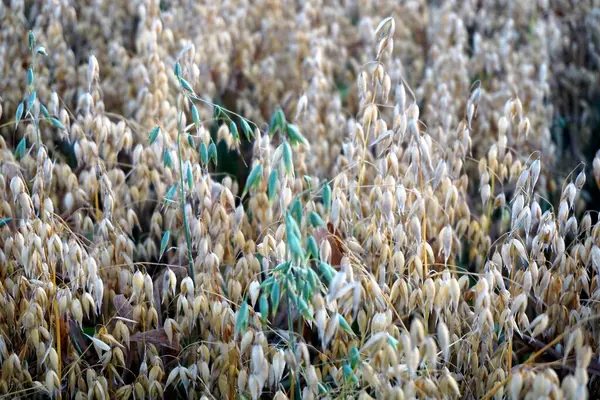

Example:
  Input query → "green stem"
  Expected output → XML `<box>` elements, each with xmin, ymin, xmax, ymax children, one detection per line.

<box><xmin>177</xmin><ymin>108</ymin><xmax>195</xmax><ymax>284</ymax></box>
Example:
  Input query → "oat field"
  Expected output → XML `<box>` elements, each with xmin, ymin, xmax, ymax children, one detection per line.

<box><xmin>1</xmin><ymin>1</ymin><xmax>600</xmax><ymax>399</ymax></box>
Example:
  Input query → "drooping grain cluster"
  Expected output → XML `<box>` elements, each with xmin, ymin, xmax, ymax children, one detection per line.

<box><xmin>1</xmin><ymin>1</ymin><xmax>600</xmax><ymax>399</ymax></box>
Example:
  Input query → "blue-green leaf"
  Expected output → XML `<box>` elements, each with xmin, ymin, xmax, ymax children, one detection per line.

<box><xmin>178</xmin><ymin>77</ymin><xmax>194</xmax><ymax>92</ymax></box>
<box><xmin>174</xmin><ymin>61</ymin><xmax>182</xmax><ymax>77</ymax></box>
<box><xmin>286</xmin><ymin>123</ymin><xmax>309</xmax><ymax>146</ymax></box>
<box><xmin>50</xmin><ymin>117</ymin><xmax>65</xmax><ymax>130</ymax></box>
<box><xmin>40</xmin><ymin>104</ymin><xmax>50</xmax><ymax>119</ymax></box>
<box><xmin>303</xmin><ymin>176</ymin><xmax>313</xmax><ymax>189</ymax></box>
<box><xmin>149</xmin><ymin>126</ymin><xmax>160</xmax><ymax>145</ymax></box>
<box><xmin>208</xmin><ymin>142</ymin><xmax>217</xmax><ymax>166</ymax></box>
<box><xmin>273</xmin><ymin>261</ymin><xmax>291</xmax><ymax>274</ymax></box>
<box><xmin>27</xmin><ymin>67</ymin><xmax>34</xmax><ymax>88</ymax></box>
<box><xmin>319</xmin><ymin>261</ymin><xmax>334</xmax><ymax>284</ymax></box>
<box><xmin>259</xmin><ymin>294</ymin><xmax>269</xmax><ymax>324</ymax></box>
<box><xmin>27</xmin><ymin>91</ymin><xmax>36</xmax><ymax>111</ymax></box>
<box><xmin>15</xmin><ymin>138</ymin><xmax>26</xmax><ymax>160</ymax></box>
<box><xmin>342</xmin><ymin>363</ymin><xmax>357</xmax><ymax>384</ymax></box>
<box><xmin>349</xmin><ymin>346</ymin><xmax>360</xmax><ymax>369</ymax></box>
<box><xmin>309</xmin><ymin>211</ymin><xmax>325</xmax><ymax>228</ymax></box>
<box><xmin>186</xmin><ymin>165</ymin><xmax>193</xmax><ymax>190</ymax></box>
<box><xmin>387</xmin><ymin>334</ymin><xmax>399</xmax><ymax>348</ymax></box>
<box><xmin>191</xmin><ymin>103</ymin><xmax>200</xmax><ymax>127</ymax></box>
<box><xmin>242</xmin><ymin>164</ymin><xmax>263</xmax><ymax>198</ymax></box>
<box><xmin>306</xmin><ymin>235</ymin><xmax>319</xmax><ymax>260</ymax></box>
<box><xmin>338</xmin><ymin>314</ymin><xmax>355</xmax><ymax>335</ymax></box>
<box><xmin>187</xmin><ymin>134</ymin><xmax>195</xmax><ymax>149</ymax></box>
<box><xmin>259</xmin><ymin>276</ymin><xmax>274</xmax><ymax>290</ymax></box>
<box><xmin>163</xmin><ymin>149</ymin><xmax>173</xmax><ymax>168</ymax></box>
<box><xmin>323</xmin><ymin>183</ymin><xmax>332</xmax><ymax>213</ymax></box>
<box><xmin>200</xmin><ymin>142</ymin><xmax>208</xmax><ymax>165</ymax></box>
<box><xmin>268</xmin><ymin>169</ymin><xmax>278</xmax><ymax>202</ymax></box>
<box><xmin>229</xmin><ymin>121</ymin><xmax>239</xmax><ymax>141</ymax></box>
<box><xmin>213</xmin><ymin>105</ymin><xmax>223</xmax><ymax>121</ymax></box>
<box><xmin>307</xmin><ymin>268</ymin><xmax>320</xmax><ymax>293</ymax></box>
<box><xmin>297</xmin><ymin>296</ymin><xmax>311</xmax><ymax>320</ymax></box>
<box><xmin>0</xmin><ymin>218</ymin><xmax>12</xmax><ymax>228</ymax></box>
<box><xmin>270</xmin><ymin>280</ymin><xmax>280</xmax><ymax>317</ymax></box>
<box><xmin>288</xmin><ymin>234</ymin><xmax>305</xmax><ymax>261</ymax></box>
<box><xmin>235</xmin><ymin>301</ymin><xmax>249</xmax><ymax>336</ymax></box>
<box><xmin>269</xmin><ymin>107</ymin><xmax>286</xmax><ymax>137</ymax></box>
<box><xmin>165</xmin><ymin>184</ymin><xmax>177</xmax><ymax>204</ymax></box>
<box><xmin>290</xmin><ymin>198</ymin><xmax>302</xmax><ymax>225</ymax></box>
<box><xmin>240</xmin><ymin>118</ymin><xmax>253</xmax><ymax>140</ymax></box>
<box><xmin>285</xmin><ymin>213</ymin><xmax>301</xmax><ymax>242</ymax></box>
<box><xmin>36</xmin><ymin>46</ymin><xmax>48</xmax><ymax>56</ymax></box>
<box><xmin>159</xmin><ymin>230</ymin><xmax>170</xmax><ymax>260</ymax></box>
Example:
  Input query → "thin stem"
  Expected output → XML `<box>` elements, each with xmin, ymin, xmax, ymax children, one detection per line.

<box><xmin>51</xmin><ymin>261</ymin><xmax>62</xmax><ymax>400</ymax></box>
<box><xmin>177</xmin><ymin>107</ymin><xmax>195</xmax><ymax>283</ymax></box>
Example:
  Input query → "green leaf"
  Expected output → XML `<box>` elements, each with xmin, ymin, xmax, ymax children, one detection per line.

<box><xmin>186</xmin><ymin>165</ymin><xmax>193</xmax><ymax>190</ymax></box>
<box><xmin>303</xmin><ymin>175</ymin><xmax>312</xmax><ymax>189</ymax></box>
<box><xmin>297</xmin><ymin>296</ymin><xmax>311</xmax><ymax>320</ymax></box>
<box><xmin>191</xmin><ymin>103</ymin><xmax>200</xmax><ymax>127</ymax></box>
<box><xmin>349</xmin><ymin>346</ymin><xmax>360</xmax><ymax>369</ymax></box>
<box><xmin>387</xmin><ymin>334</ymin><xmax>399</xmax><ymax>348</ymax></box>
<box><xmin>15</xmin><ymin>102</ymin><xmax>24</xmax><ymax>130</ymax></box>
<box><xmin>323</xmin><ymin>183</ymin><xmax>332</xmax><ymax>213</ymax></box>
<box><xmin>273</xmin><ymin>261</ymin><xmax>291</xmax><ymax>274</ymax></box>
<box><xmin>200</xmin><ymin>142</ymin><xmax>208</xmax><ymax>165</ymax></box>
<box><xmin>242</xmin><ymin>164</ymin><xmax>263</xmax><ymax>198</ymax></box>
<box><xmin>307</xmin><ymin>268</ymin><xmax>320</xmax><ymax>293</ymax></box>
<box><xmin>268</xmin><ymin>169</ymin><xmax>278</xmax><ymax>202</ymax></box>
<box><xmin>290</xmin><ymin>198</ymin><xmax>302</xmax><ymax>225</ymax></box>
<box><xmin>163</xmin><ymin>149</ymin><xmax>173</xmax><ymax>168</ymax></box>
<box><xmin>208</xmin><ymin>142</ymin><xmax>217</xmax><ymax>166</ymax></box>
<box><xmin>213</xmin><ymin>105</ymin><xmax>223</xmax><ymax>122</ymax></box>
<box><xmin>338</xmin><ymin>314</ymin><xmax>355</xmax><ymax>335</ymax></box>
<box><xmin>342</xmin><ymin>363</ymin><xmax>357</xmax><ymax>384</ymax></box>
<box><xmin>285</xmin><ymin>213</ymin><xmax>301</xmax><ymax>242</ymax></box>
<box><xmin>26</xmin><ymin>91</ymin><xmax>35</xmax><ymax>111</ymax></box>
<box><xmin>319</xmin><ymin>262</ymin><xmax>334</xmax><ymax>284</ymax></box>
<box><xmin>286</xmin><ymin>123</ymin><xmax>309</xmax><ymax>146</ymax></box>
<box><xmin>160</xmin><ymin>230</ymin><xmax>170</xmax><ymax>260</ymax></box>
<box><xmin>269</xmin><ymin>107</ymin><xmax>286</xmax><ymax>137</ymax></box>
<box><xmin>235</xmin><ymin>301</ymin><xmax>249</xmax><ymax>336</ymax></box>
<box><xmin>288</xmin><ymin>234</ymin><xmax>305</xmax><ymax>262</ymax></box>
<box><xmin>282</xmin><ymin>141</ymin><xmax>293</xmax><ymax>176</ymax></box>
<box><xmin>240</xmin><ymin>118</ymin><xmax>253</xmax><ymax>140</ymax></box>
<box><xmin>270</xmin><ymin>280</ymin><xmax>280</xmax><ymax>317</ymax></box>
<box><xmin>174</xmin><ymin>61</ymin><xmax>182</xmax><ymax>77</ymax></box>
<box><xmin>27</xmin><ymin>67</ymin><xmax>34</xmax><ymax>88</ymax></box>
<box><xmin>259</xmin><ymin>276</ymin><xmax>274</xmax><ymax>290</ymax></box>
<box><xmin>40</xmin><ymin>104</ymin><xmax>49</xmax><ymax>119</ymax></box>
<box><xmin>149</xmin><ymin>126</ymin><xmax>160</xmax><ymax>145</ymax></box>
<box><xmin>0</xmin><ymin>218</ymin><xmax>12</xmax><ymax>228</ymax></box>
<box><xmin>229</xmin><ymin>121</ymin><xmax>239</xmax><ymax>141</ymax></box>
<box><xmin>309</xmin><ymin>211</ymin><xmax>325</xmax><ymax>228</ymax></box>
<box><xmin>306</xmin><ymin>235</ymin><xmax>319</xmax><ymax>260</ymax></box>
<box><xmin>259</xmin><ymin>294</ymin><xmax>269</xmax><ymax>324</ymax></box>
<box><xmin>178</xmin><ymin>77</ymin><xmax>194</xmax><ymax>92</ymax></box>
<box><xmin>187</xmin><ymin>134</ymin><xmax>195</xmax><ymax>149</ymax></box>
<box><xmin>165</xmin><ymin>184</ymin><xmax>177</xmax><ymax>204</ymax></box>
<box><xmin>15</xmin><ymin>137</ymin><xmax>26</xmax><ymax>160</ymax></box>
<box><xmin>50</xmin><ymin>117</ymin><xmax>65</xmax><ymax>130</ymax></box>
